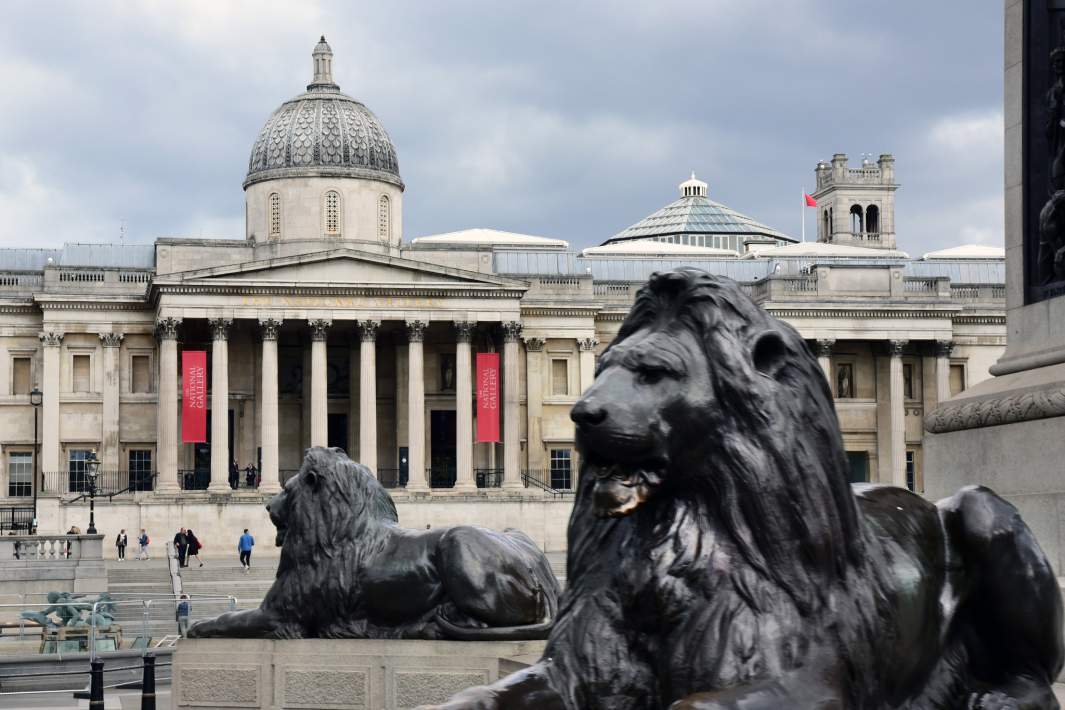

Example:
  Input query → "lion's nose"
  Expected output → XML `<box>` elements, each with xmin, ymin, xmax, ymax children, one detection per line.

<box><xmin>571</xmin><ymin>398</ymin><xmax>607</xmax><ymax>427</ymax></box>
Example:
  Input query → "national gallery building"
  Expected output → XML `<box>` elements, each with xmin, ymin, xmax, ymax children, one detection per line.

<box><xmin>0</xmin><ymin>39</ymin><xmax>1005</xmax><ymax>549</ymax></box>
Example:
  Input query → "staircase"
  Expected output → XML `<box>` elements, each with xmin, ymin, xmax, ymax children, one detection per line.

<box><xmin>105</xmin><ymin>558</ymin><xmax>178</xmax><ymax>642</ymax></box>
<box><xmin>178</xmin><ymin>558</ymin><xmax>280</xmax><ymax>615</ymax></box>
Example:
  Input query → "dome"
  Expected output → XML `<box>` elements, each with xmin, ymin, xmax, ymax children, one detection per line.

<box><xmin>244</xmin><ymin>37</ymin><xmax>402</xmax><ymax>190</ymax></box>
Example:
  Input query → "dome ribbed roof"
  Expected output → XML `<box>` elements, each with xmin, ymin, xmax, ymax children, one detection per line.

<box><xmin>244</xmin><ymin>37</ymin><xmax>401</xmax><ymax>190</ymax></box>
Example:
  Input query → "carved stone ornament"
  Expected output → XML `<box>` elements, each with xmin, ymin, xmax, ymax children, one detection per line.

<box><xmin>454</xmin><ymin>321</ymin><xmax>475</xmax><ymax>343</ymax></box>
<box><xmin>187</xmin><ymin>447</ymin><xmax>560</xmax><ymax>642</ymax></box>
<box><xmin>502</xmin><ymin>321</ymin><xmax>523</xmax><ymax>343</ymax></box>
<box><xmin>888</xmin><ymin>339</ymin><xmax>908</xmax><ymax>357</ymax></box>
<box><xmin>815</xmin><ymin>339</ymin><xmax>835</xmax><ymax>358</ymax></box>
<box><xmin>934</xmin><ymin>340</ymin><xmax>954</xmax><ymax>359</ymax></box>
<box><xmin>209</xmin><ymin>318</ymin><xmax>232</xmax><ymax>341</ymax></box>
<box><xmin>523</xmin><ymin>337</ymin><xmax>545</xmax><ymax>352</ymax></box>
<box><xmin>155</xmin><ymin>318</ymin><xmax>181</xmax><ymax>341</ymax></box>
<box><xmin>260</xmin><ymin>318</ymin><xmax>283</xmax><ymax>341</ymax></box>
<box><xmin>925</xmin><ymin>382</ymin><xmax>1065</xmax><ymax>434</ymax></box>
<box><xmin>98</xmin><ymin>332</ymin><xmax>124</xmax><ymax>348</ymax></box>
<box><xmin>308</xmin><ymin>319</ymin><xmax>331</xmax><ymax>342</ymax></box>
<box><xmin>358</xmin><ymin>320</ymin><xmax>380</xmax><ymax>342</ymax></box>
<box><xmin>429</xmin><ymin>268</ymin><xmax>1063</xmax><ymax>710</ymax></box>
<box><xmin>405</xmin><ymin>320</ymin><xmax>427</xmax><ymax>343</ymax></box>
<box><xmin>38</xmin><ymin>331</ymin><xmax>64</xmax><ymax>348</ymax></box>
<box><xmin>578</xmin><ymin>337</ymin><xmax>599</xmax><ymax>352</ymax></box>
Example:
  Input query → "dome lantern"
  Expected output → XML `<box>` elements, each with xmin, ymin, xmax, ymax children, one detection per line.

<box><xmin>309</xmin><ymin>35</ymin><xmax>338</xmax><ymax>92</ymax></box>
<box><xmin>679</xmin><ymin>171</ymin><xmax>708</xmax><ymax>198</ymax></box>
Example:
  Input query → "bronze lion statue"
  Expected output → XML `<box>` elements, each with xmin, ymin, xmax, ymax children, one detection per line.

<box><xmin>430</xmin><ymin>269</ymin><xmax>1063</xmax><ymax>709</ymax></box>
<box><xmin>188</xmin><ymin>447</ymin><xmax>559</xmax><ymax>640</ymax></box>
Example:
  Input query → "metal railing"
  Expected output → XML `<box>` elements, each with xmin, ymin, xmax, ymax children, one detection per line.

<box><xmin>177</xmin><ymin>470</ymin><xmax>208</xmax><ymax>491</ymax></box>
<box><xmin>428</xmin><ymin>466</ymin><xmax>456</xmax><ymax>489</ymax></box>
<box><xmin>41</xmin><ymin>470</ymin><xmax>156</xmax><ymax>496</ymax></box>
<box><xmin>475</xmin><ymin>468</ymin><xmax>503</xmax><ymax>488</ymax></box>
<box><xmin>377</xmin><ymin>468</ymin><xmax>404</xmax><ymax>489</ymax></box>
<box><xmin>521</xmin><ymin>469</ymin><xmax>574</xmax><ymax>498</ymax></box>
<box><xmin>0</xmin><ymin>506</ymin><xmax>33</xmax><ymax>533</ymax></box>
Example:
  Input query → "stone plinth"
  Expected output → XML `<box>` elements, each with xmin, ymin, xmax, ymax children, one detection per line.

<box><xmin>172</xmin><ymin>638</ymin><xmax>545</xmax><ymax>710</ymax></box>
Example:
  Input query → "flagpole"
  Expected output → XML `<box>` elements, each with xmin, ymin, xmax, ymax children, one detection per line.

<box><xmin>801</xmin><ymin>191</ymin><xmax>806</xmax><ymax>243</ymax></box>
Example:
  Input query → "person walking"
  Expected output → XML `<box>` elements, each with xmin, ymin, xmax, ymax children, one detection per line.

<box><xmin>173</xmin><ymin>527</ymin><xmax>189</xmax><ymax>568</ymax></box>
<box><xmin>115</xmin><ymin>529</ymin><xmax>128</xmax><ymax>562</ymax></box>
<box><xmin>176</xmin><ymin>594</ymin><xmax>191</xmax><ymax>637</ymax></box>
<box><xmin>238</xmin><ymin>528</ymin><xmax>254</xmax><ymax>573</ymax></box>
<box><xmin>186</xmin><ymin>529</ymin><xmax>205</xmax><ymax>567</ymax></box>
<box><xmin>136</xmin><ymin>529</ymin><xmax>150</xmax><ymax>560</ymax></box>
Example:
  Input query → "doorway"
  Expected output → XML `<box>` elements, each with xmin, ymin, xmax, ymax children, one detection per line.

<box><xmin>328</xmin><ymin>413</ymin><xmax>348</xmax><ymax>453</ymax></box>
<box><xmin>191</xmin><ymin>409</ymin><xmax>234</xmax><ymax>490</ymax></box>
<box><xmin>430</xmin><ymin>410</ymin><xmax>457</xmax><ymax>488</ymax></box>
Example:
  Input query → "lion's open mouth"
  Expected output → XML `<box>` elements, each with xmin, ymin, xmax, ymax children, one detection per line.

<box><xmin>586</xmin><ymin>462</ymin><xmax>664</xmax><ymax>518</ymax></box>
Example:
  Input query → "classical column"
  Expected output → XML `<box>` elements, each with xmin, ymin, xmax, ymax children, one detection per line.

<box><xmin>502</xmin><ymin>321</ymin><xmax>523</xmax><ymax>490</ymax></box>
<box><xmin>406</xmin><ymin>320</ymin><xmax>428</xmax><ymax>491</ymax></box>
<box><xmin>38</xmin><ymin>331</ymin><xmax>63</xmax><ymax>477</ymax></box>
<box><xmin>358</xmin><ymin>320</ymin><xmax>380</xmax><ymax>474</ymax></box>
<box><xmin>935</xmin><ymin>340</ymin><xmax>954</xmax><ymax>406</ymax></box>
<box><xmin>259</xmin><ymin>319</ymin><xmax>282</xmax><ymax>493</ymax></box>
<box><xmin>155</xmin><ymin>319</ymin><xmax>180</xmax><ymax>492</ymax></box>
<box><xmin>208</xmin><ymin>318</ymin><xmax>232</xmax><ymax>493</ymax></box>
<box><xmin>815</xmin><ymin>339</ymin><xmax>835</xmax><ymax>388</ymax></box>
<box><xmin>888</xmin><ymin>339</ymin><xmax>907</xmax><ymax>488</ymax></box>
<box><xmin>524</xmin><ymin>337</ymin><xmax>545</xmax><ymax>473</ymax></box>
<box><xmin>98</xmin><ymin>333</ymin><xmax>124</xmax><ymax>474</ymax></box>
<box><xmin>453</xmin><ymin>322</ymin><xmax>476</xmax><ymax>491</ymax></box>
<box><xmin>309</xmin><ymin>319</ymin><xmax>331</xmax><ymax>447</ymax></box>
<box><xmin>578</xmin><ymin>337</ymin><xmax>598</xmax><ymax>394</ymax></box>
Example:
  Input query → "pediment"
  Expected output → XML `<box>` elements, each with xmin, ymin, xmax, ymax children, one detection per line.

<box><xmin>166</xmin><ymin>248</ymin><xmax>522</xmax><ymax>290</ymax></box>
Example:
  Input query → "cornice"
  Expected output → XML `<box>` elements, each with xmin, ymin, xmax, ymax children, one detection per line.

<box><xmin>151</xmin><ymin>283</ymin><xmax>526</xmax><ymax>300</ymax></box>
<box><xmin>765</xmin><ymin>307</ymin><xmax>961</xmax><ymax>320</ymax></box>
<box><xmin>925</xmin><ymin>382</ymin><xmax>1065</xmax><ymax>434</ymax></box>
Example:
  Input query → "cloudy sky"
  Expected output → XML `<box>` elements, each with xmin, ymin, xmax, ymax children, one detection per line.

<box><xmin>0</xmin><ymin>1</ymin><xmax>1003</xmax><ymax>252</ymax></box>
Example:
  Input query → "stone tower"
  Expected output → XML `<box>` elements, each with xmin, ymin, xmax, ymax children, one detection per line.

<box><xmin>811</xmin><ymin>153</ymin><xmax>898</xmax><ymax>249</ymax></box>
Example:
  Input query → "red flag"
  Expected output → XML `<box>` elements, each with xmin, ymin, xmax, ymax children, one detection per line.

<box><xmin>804</xmin><ymin>193</ymin><xmax>817</xmax><ymax>207</ymax></box>
<box><xmin>475</xmin><ymin>353</ymin><xmax>500</xmax><ymax>443</ymax></box>
<box><xmin>182</xmin><ymin>351</ymin><xmax>207</xmax><ymax>443</ymax></box>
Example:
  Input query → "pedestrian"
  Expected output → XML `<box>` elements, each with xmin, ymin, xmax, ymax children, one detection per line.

<box><xmin>136</xmin><ymin>529</ymin><xmax>150</xmax><ymax>560</ymax></box>
<box><xmin>238</xmin><ymin>528</ymin><xmax>254</xmax><ymax>573</ymax></box>
<box><xmin>174</xmin><ymin>527</ymin><xmax>189</xmax><ymax>568</ymax></box>
<box><xmin>176</xmin><ymin>594</ymin><xmax>190</xmax><ymax>637</ymax></box>
<box><xmin>244</xmin><ymin>465</ymin><xmax>256</xmax><ymax>489</ymax></box>
<box><xmin>186</xmin><ymin>528</ymin><xmax>205</xmax><ymax>567</ymax></box>
<box><xmin>115</xmin><ymin>529</ymin><xmax>128</xmax><ymax>562</ymax></box>
<box><xmin>229</xmin><ymin>459</ymin><xmax>239</xmax><ymax>489</ymax></box>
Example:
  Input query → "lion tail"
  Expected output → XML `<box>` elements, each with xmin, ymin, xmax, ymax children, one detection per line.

<box><xmin>435</xmin><ymin>613</ymin><xmax>554</xmax><ymax>641</ymax></box>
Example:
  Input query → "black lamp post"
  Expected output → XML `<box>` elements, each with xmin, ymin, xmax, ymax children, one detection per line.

<box><xmin>29</xmin><ymin>387</ymin><xmax>42</xmax><ymax>534</ymax></box>
<box><xmin>85</xmin><ymin>450</ymin><xmax>100</xmax><ymax>535</ymax></box>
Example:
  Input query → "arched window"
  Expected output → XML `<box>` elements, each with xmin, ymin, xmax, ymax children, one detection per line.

<box><xmin>268</xmin><ymin>193</ymin><xmax>282</xmax><ymax>238</ymax></box>
<box><xmin>323</xmin><ymin>190</ymin><xmax>341</xmax><ymax>236</ymax></box>
<box><xmin>377</xmin><ymin>195</ymin><xmax>391</xmax><ymax>241</ymax></box>
<box><xmin>850</xmin><ymin>204</ymin><xmax>864</xmax><ymax>235</ymax></box>
<box><xmin>822</xmin><ymin>208</ymin><xmax>831</xmax><ymax>240</ymax></box>
<box><xmin>866</xmin><ymin>204</ymin><xmax>880</xmax><ymax>235</ymax></box>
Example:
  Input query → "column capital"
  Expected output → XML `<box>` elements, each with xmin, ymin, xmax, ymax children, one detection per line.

<box><xmin>934</xmin><ymin>340</ymin><xmax>954</xmax><ymax>358</ymax></box>
<box><xmin>98</xmin><ymin>332</ymin><xmax>124</xmax><ymax>348</ymax></box>
<box><xmin>453</xmin><ymin>321</ymin><xmax>475</xmax><ymax>343</ymax></box>
<box><xmin>815</xmin><ymin>339</ymin><xmax>835</xmax><ymax>358</ymax></box>
<box><xmin>405</xmin><ymin>320</ymin><xmax>427</xmax><ymax>343</ymax></box>
<box><xmin>155</xmin><ymin>317</ymin><xmax>181</xmax><ymax>341</ymax></box>
<box><xmin>209</xmin><ymin>318</ymin><xmax>232</xmax><ymax>341</ymax></box>
<box><xmin>888</xmin><ymin>339</ymin><xmax>908</xmax><ymax>357</ymax></box>
<box><xmin>578</xmin><ymin>337</ymin><xmax>599</xmax><ymax>352</ymax></box>
<box><xmin>259</xmin><ymin>318</ymin><xmax>283</xmax><ymax>341</ymax></box>
<box><xmin>524</xmin><ymin>337</ymin><xmax>545</xmax><ymax>352</ymax></box>
<box><xmin>359</xmin><ymin>320</ymin><xmax>380</xmax><ymax>342</ymax></box>
<box><xmin>502</xmin><ymin>321</ymin><xmax>522</xmax><ymax>343</ymax></box>
<box><xmin>309</xmin><ymin>318</ymin><xmax>332</xmax><ymax>341</ymax></box>
<box><xmin>38</xmin><ymin>331</ymin><xmax>64</xmax><ymax>348</ymax></box>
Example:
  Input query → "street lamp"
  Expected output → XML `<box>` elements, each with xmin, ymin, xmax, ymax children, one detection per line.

<box><xmin>29</xmin><ymin>387</ymin><xmax>42</xmax><ymax>535</ymax></box>
<box><xmin>85</xmin><ymin>450</ymin><xmax>100</xmax><ymax>535</ymax></box>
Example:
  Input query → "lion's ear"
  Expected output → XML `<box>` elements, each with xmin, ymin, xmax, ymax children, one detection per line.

<box><xmin>751</xmin><ymin>330</ymin><xmax>788</xmax><ymax>380</ymax></box>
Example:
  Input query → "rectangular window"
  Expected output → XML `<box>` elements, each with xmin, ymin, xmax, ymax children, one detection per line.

<box><xmin>903</xmin><ymin>363</ymin><xmax>914</xmax><ymax>400</ymax></box>
<box><xmin>835</xmin><ymin>363</ymin><xmax>854</xmax><ymax>399</ymax></box>
<box><xmin>131</xmin><ymin>355</ymin><xmax>151</xmax><ymax>394</ymax></box>
<box><xmin>905</xmin><ymin>451</ymin><xmax>916</xmax><ymax>492</ymax></box>
<box><xmin>949</xmin><ymin>364</ymin><xmax>965</xmax><ymax>396</ymax></box>
<box><xmin>72</xmin><ymin>355</ymin><xmax>91</xmax><ymax>393</ymax></box>
<box><xmin>551</xmin><ymin>359</ymin><xmax>569</xmax><ymax>396</ymax></box>
<box><xmin>12</xmin><ymin>357</ymin><xmax>31</xmax><ymax>395</ymax></box>
<box><xmin>8</xmin><ymin>452</ymin><xmax>32</xmax><ymax>497</ymax></box>
<box><xmin>550</xmin><ymin>449</ymin><xmax>572</xmax><ymax>490</ymax></box>
<box><xmin>128</xmin><ymin>449</ymin><xmax>153</xmax><ymax>491</ymax></box>
<box><xmin>68</xmin><ymin>449</ymin><xmax>92</xmax><ymax>493</ymax></box>
<box><xmin>845</xmin><ymin>451</ymin><xmax>869</xmax><ymax>483</ymax></box>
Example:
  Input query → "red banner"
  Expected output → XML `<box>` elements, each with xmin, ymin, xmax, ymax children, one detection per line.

<box><xmin>476</xmin><ymin>353</ymin><xmax>500</xmax><ymax>443</ymax></box>
<box><xmin>182</xmin><ymin>351</ymin><xmax>207</xmax><ymax>443</ymax></box>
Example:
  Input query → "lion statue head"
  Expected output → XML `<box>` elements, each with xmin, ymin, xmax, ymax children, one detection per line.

<box><xmin>570</xmin><ymin>268</ymin><xmax>863</xmax><ymax>609</ymax></box>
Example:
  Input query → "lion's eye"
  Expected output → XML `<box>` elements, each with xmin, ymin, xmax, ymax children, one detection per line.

<box><xmin>638</xmin><ymin>367</ymin><xmax>666</xmax><ymax>385</ymax></box>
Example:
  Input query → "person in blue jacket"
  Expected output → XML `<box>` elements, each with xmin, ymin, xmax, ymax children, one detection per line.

<box><xmin>237</xmin><ymin>529</ymin><xmax>254</xmax><ymax>573</ymax></box>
